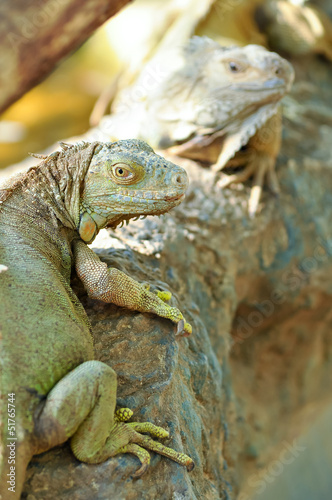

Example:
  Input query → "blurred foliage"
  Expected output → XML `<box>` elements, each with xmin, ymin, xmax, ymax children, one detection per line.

<box><xmin>0</xmin><ymin>25</ymin><xmax>121</xmax><ymax>170</ymax></box>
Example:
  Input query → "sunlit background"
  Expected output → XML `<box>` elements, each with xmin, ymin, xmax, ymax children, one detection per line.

<box><xmin>0</xmin><ymin>25</ymin><xmax>120</xmax><ymax>169</ymax></box>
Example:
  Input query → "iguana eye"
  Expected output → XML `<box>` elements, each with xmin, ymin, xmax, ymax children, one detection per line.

<box><xmin>109</xmin><ymin>161</ymin><xmax>144</xmax><ymax>185</ymax></box>
<box><xmin>112</xmin><ymin>164</ymin><xmax>134</xmax><ymax>180</ymax></box>
<box><xmin>228</xmin><ymin>61</ymin><xmax>242</xmax><ymax>72</ymax></box>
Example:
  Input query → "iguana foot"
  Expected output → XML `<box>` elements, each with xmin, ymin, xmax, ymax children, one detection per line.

<box><xmin>113</xmin><ymin>419</ymin><xmax>195</xmax><ymax>476</ymax></box>
<box><xmin>144</xmin><ymin>283</ymin><xmax>192</xmax><ymax>336</ymax></box>
<box><xmin>155</xmin><ymin>289</ymin><xmax>192</xmax><ymax>336</ymax></box>
<box><xmin>217</xmin><ymin>163</ymin><xmax>255</xmax><ymax>189</ymax></box>
<box><xmin>35</xmin><ymin>362</ymin><xmax>194</xmax><ymax>475</ymax></box>
<box><xmin>217</xmin><ymin>152</ymin><xmax>280</xmax><ymax>217</ymax></box>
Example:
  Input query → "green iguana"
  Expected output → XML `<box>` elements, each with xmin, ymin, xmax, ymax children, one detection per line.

<box><xmin>0</xmin><ymin>139</ymin><xmax>194</xmax><ymax>500</ymax></box>
<box><xmin>95</xmin><ymin>37</ymin><xmax>294</xmax><ymax>216</ymax></box>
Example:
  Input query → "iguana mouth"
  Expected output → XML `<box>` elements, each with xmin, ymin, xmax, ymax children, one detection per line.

<box><xmin>103</xmin><ymin>192</ymin><xmax>186</xmax><ymax>229</ymax></box>
<box><xmin>94</xmin><ymin>190</ymin><xmax>186</xmax><ymax>203</ymax></box>
<box><xmin>164</xmin><ymin>193</ymin><xmax>185</xmax><ymax>202</ymax></box>
<box><xmin>233</xmin><ymin>82</ymin><xmax>287</xmax><ymax>92</ymax></box>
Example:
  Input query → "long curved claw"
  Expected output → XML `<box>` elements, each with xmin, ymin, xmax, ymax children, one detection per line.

<box><xmin>248</xmin><ymin>185</ymin><xmax>263</xmax><ymax>218</ymax></box>
<box><xmin>176</xmin><ymin>319</ymin><xmax>192</xmax><ymax>337</ymax></box>
<box><xmin>141</xmin><ymin>284</ymin><xmax>191</xmax><ymax>335</ymax></box>
<box><xmin>177</xmin><ymin>318</ymin><xmax>185</xmax><ymax>335</ymax></box>
<box><xmin>115</xmin><ymin>443</ymin><xmax>150</xmax><ymax>478</ymax></box>
<box><xmin>248</xmin><ymin>158</ymin><xmax>269</xmax><ymax>217</ymax></box>
<box><xmin>132</xmin><ymin>461</ymin><xmax>149</xmax><ymax>478</ymax></box>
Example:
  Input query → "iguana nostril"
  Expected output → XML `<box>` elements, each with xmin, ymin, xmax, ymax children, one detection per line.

<box><xmin>172</xmin><ymin>172</ymin><xmax>187</xmax><ymax>187</ymax></box>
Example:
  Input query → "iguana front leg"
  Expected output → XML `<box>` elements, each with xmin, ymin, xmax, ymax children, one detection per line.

<box><xmin>218</xmin><ymin>151</ymin><xmax>280</xmax><ymax>217</ymax></box>
<box><xmin>73</xmin><ymin>239</ymin><xmax>192</xmax><ymax>336</ymax></box>
<box><xmin>217</xmin><ymin>112</ymin><xmax>282</xmax><ymax>216</ymax></box>
<box><xmin>34</xmin><ymin>360</ymin><xmax>194</xmax><ymax>474</ymax></box>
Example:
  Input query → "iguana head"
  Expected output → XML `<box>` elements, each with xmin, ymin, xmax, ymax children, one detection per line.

<box><xmin>78</xmin><ymin>139</ymin><xmax>188</xmax><ymax>243</ymax></box>
<box><xmin>136</xmin><ymin>37</ymin><xmax>294</xmax><ymax>146</ymax></box>
<box><xmin>203</xmin><ymin>41</ymin><xmax>294</xmax><ymax>102</ymax></box>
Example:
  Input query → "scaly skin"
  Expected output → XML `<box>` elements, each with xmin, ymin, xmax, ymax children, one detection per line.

<box><xmin>0</xmin><ymin>139</ymin><xmax>194</xmax><ymax>500</ymax></box>
<box><xmin>95</xmin><ymin>37</ymin><xmax>294</xmax><ymax>216</ymax></box>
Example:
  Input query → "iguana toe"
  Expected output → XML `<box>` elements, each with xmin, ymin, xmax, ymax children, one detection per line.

<box><xmin>115</xmin><ymin>443</ymin><xmax>151</xmax><ymax>477</ymax></box>
<box><xmin>128</xmin><ymin>421</ymin><xmax>169</xmax><ymax>439</ymax></box>
<box><xmin>135</xmin><ymin>435</ymin><xmax>195</xmax><ymax>471</ymax></box>
<box><xmin>115</xmin><ymin>407</ymin><xmax>134</xmax><ymax>422</ymax></box>
<box><xmin>157</xmin><ymin>289</ymin><xmax>172</xmax><ymax>302</ymax></box>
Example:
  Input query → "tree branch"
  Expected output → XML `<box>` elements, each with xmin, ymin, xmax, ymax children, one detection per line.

<box><xmin>0</xmin><ymin>0</ymin><xmax>132</xmax><ymax>113</ymax></box>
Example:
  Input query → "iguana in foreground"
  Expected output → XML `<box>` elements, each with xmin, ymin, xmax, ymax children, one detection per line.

<box><xmin>0</xmin><ymin>139</ymin><xmax>194</xmax><ymax>500</ymax></box>
<box><xmin>95</xmin><ymin>37</ymin><xmax>294</xmax><ymax>216</ymax></box>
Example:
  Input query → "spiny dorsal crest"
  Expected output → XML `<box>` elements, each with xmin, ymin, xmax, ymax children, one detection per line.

<box><xmin>29</xmin><ymin>152</ymin><xmax>49</xmax><ymax>159</ymax></box>
<box><xmin>184</xmin><ymin>36</ymin><xmax>234</xmax><ymax>58</ymax></box>
<box><xmin>28</xmin><ymin>141</ymin><xmax>96</xmax><ymax>165</ymax></box>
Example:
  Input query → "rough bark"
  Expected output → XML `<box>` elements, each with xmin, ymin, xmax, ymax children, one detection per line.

<box><xmin>0</xmin><ymin>0</ymin><xmax>131</xmax><ymax>114</ymax></box>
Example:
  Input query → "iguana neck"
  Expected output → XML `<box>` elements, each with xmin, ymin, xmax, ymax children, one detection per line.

<box><xmin>0</xmin><ymin>142</ymin><xmax>99</xmax><ymax>232</ymax></box>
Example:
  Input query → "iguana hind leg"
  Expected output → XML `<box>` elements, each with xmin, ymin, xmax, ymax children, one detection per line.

<box><xmin>34</xmin><ymin>360</ymin><xmax>193</xmax><ymax>473</ymax></box>
<box><xmin>34</xmin><ymin>360</ymin><xmax>117</xmax><ymax>457</ymax></box>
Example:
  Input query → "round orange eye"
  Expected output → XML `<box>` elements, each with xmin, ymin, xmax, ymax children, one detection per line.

<box><xmin>113</xmin><ymin>164</ymin><xmax>133</xmax><ymax>179</ymax></box>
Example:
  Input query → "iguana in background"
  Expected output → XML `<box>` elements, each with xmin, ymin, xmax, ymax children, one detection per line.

<box><xmin>95</xmin><ymin>37</ymin><xmax>294</xmax><ymax>216</ymax></box>
<box><xmin>0</xmin><ymin>139</ymin><xmax>193</xmax><ymax>500</ymax></box>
